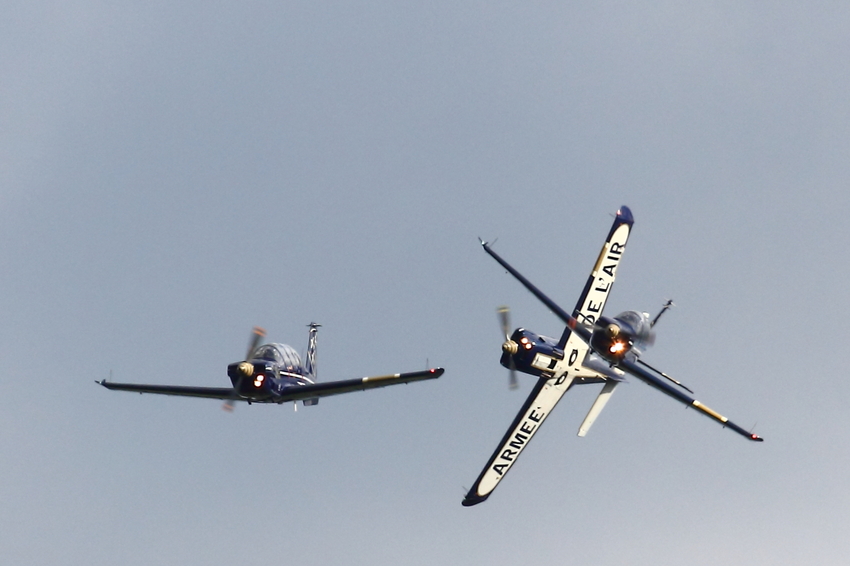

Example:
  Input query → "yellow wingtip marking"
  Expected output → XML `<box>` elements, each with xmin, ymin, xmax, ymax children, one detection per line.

<box><xmin>692</xmin><ymin>400</ymin><xmax>728</xmax><ymax>423</ymax></box>
<box><xmin>362</xmin><ymin>374</ymin><xmax>400</xmax><ymax>383</ymax></box>
<box><xmin>592</xmin><ymin>242</ymin><xmax>610</xmax><ymax>275</ymax></box>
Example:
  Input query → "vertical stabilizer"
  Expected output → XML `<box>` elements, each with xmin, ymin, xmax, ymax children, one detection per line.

<box><xmin>302</xmin><ymin>323</ymin><xmax>321</xmax><ymax>407</ymax></box>
<box><xmin>305</xmin><ymin>323</ymin><xmax>320</xmax><ymax>380</ymax></box>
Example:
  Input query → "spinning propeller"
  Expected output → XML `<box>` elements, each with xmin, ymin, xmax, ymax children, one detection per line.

<box><xmin>497</xmin><ymin>306</ymin><xmax>519</xmax><ymax>390</ymax></box>
<box><xmin>222</xmin><ymin>326</ymin><xmax>266</xmax><ymax>412</ymax></box>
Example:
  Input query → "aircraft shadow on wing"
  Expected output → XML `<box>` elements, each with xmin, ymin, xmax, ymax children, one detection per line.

<box><xmin>99</xmin><ymin>324</ymin><xmax>443</xmax><ymax>411</ymax></box>
<box><xmin>463</xmin><ymin>205</ymin><xmax>762</xmax><ymax>507</ymax></box>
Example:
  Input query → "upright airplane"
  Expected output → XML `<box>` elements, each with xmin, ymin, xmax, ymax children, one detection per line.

<box><xmin>463</xmin><ymin>206</ymin><xmax>762</xmax><ymax>507</ymax></box>
<box><xmin>100</xmin><ymin>324</ymin><xmax>443</xmax><ymax>409</ymax></box>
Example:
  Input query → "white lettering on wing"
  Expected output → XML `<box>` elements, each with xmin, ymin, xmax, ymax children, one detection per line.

<box><xmin>490</xmin><ymin>407</ymin><xmax>545</xmax><ymax>476</ymax></box>
<box><xmin>581</xmin><ymin>225</ymin><xmax>629</xmax><ymax>321</ymax></box>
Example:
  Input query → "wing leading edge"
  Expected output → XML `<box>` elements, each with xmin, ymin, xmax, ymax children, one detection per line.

<box><xmin>463</xmin><ymin>207</ymin><xmax>634</xmax><ymax>506</ymax></box>
<box><xmin>98</xmin><ymin>368</ymin><xmax>444</xmax><ymax>404</ymax></box>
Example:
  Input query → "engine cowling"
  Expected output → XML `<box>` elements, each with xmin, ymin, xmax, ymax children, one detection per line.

<box><xmin>500</xmin><ymin>328</ymin><xmax>565</xmax><ymax>378</ymax></box>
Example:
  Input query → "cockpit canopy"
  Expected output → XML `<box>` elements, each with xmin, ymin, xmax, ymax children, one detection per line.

<box><xmin>612</xmin><ymin>311</ymin><xmax>649</xmax><ymax>337</ymax></box>
<box><xmin>250</xmin><ymin>343</ymin><xmax>303</xmax><ymax>373</ymax></box>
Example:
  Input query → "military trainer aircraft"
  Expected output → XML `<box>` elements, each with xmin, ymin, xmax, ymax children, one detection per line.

<box><xmin>99</xmin><ymin>324</ymin><xmax>443</xmax><ymax>410</ymax></box>
<box><xmin>462</xmin><ymin>205</ymin><xmax>762</xmax><ymax>507</ymax></box>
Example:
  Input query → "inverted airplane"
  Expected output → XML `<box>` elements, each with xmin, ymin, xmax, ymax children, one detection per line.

<box><xmin>100</xmin><ymin>324</ymin><xmax>443</xmax><ymax>410</ymax></box>
<box><xmin>462</xmin><ymin>206</ymin><xmax>762</xmax><ymax>507</ymax></box>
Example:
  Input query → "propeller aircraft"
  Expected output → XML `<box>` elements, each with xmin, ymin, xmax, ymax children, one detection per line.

<box><xmin>99</xmin><ymin>324</ymin><xmax>443</xmax><ymax>409</ymax></box>
<box><xmin>462</xmin><ymin>205</ymin><xmax>762</xmax><ymax>507</ymax></box>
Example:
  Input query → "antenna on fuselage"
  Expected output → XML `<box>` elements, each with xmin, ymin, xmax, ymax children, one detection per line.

<box><xmin>650</xmin><ymin>299</ymin><xmax>675</xmax><ymax>328</ymax></box>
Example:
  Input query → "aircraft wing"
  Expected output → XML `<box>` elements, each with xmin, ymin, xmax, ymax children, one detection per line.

<box><xmin>98</xmin><ymin>368</ymin><xmax>444</xmax><ymax>403</ymax></box>
<box><xmin>462</xmin><ymin>371</ymin><xmax>574</xmax><ymax>507</ymax></box>
<box><xmin>98</xmin><ymin>381</ymin><xmax>235</xmax><ymax>399</ymax></box>
<box><xmin>480</xmin><ymin>206</ymin><xmax>633</xmax><ymax>347</ymax></box>
<box><xmin>464</xmin><ymin>208</ymin><xmax>635</xmax><ymax>506</ymax></box>
<box><xmin>268</xmin><ymin>368</ymin><xmax>444</xmax><ymax>402</ymax></box>
<box><xmin>569</xmin><ymin>206</ymin><xmax>634</xmax><ymax>327</ymax></box>
<box><xmin>617</xmin><ymin>357</ymin><xmax>763</xmax><ymax>441</ymax></box>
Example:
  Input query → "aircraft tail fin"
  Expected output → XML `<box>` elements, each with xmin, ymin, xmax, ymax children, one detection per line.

<box><xmin>305</xmin><ymin>323</ymin><xmax>320</xmax><ymax>380</ymax></box>
<box><xmin>302</xmin><ymin>323</ymin><xmax>321</xmax><ymax>407</ymax></box>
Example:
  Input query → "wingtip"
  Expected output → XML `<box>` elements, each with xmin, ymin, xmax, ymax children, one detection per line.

<box><xmin>461</xmin><ymin>494</ymin><xmax>488</xmax><ymax>507</ymax></box>
<box><xmin>750</xmin><ymin>434</ymin><xmax>764</xmax><ymax>442</ymax></box>
<box><xmin>616</xmin><ymin>205</ymin><xmax>634</xmax><ymax>224</ymax></box>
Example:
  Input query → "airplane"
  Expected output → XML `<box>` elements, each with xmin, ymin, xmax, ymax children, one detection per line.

<box><xmin>462</xmin><ymin>205</ymin><xmax>762</xmax><ymax>507</ymax></box>
<box><xmin>99</xmin><ymin>324</ymin><xmax>443</xmax><ymax>409</ymax></box>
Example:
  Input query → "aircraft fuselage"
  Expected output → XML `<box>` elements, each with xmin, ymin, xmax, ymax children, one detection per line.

<box><xmin>226</xmin><ymin>342</ymin><xmax>316</xmax><ymax>403</ymax></box>
<box><xmin>500</xmin><ymin>310</ymin><xmax>654</xmax><ymax>379</ymax></box>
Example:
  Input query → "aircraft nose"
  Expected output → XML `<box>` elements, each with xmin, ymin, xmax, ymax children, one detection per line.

<box><xmin>502</xmin><ymin>340</ymin><xmax>518</xmax><ymax>355</ymax></box>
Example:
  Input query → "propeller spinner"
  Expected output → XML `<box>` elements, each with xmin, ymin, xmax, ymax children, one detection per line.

<box><xmin>222</xmin><ymin>326</ymin><xmax>266</xmax><ymax>412</ymax></box>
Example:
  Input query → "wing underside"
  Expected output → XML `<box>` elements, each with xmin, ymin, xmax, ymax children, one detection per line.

<box><xmin>462</xmin><ymin>372</ymin><xmax>574</xmax><ymax>507</ymax></box>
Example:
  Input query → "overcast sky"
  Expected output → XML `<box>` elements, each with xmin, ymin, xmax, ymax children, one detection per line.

<box><xmin>2</xmin><ymin>2</ymin><xmax>849</xmax><ymax>565</ymax></box>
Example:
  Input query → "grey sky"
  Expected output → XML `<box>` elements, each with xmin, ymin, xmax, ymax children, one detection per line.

<box><xmin>2</xmin><ymin>2</ymin><xmax>848</xmax><ymax>565</ymax></box>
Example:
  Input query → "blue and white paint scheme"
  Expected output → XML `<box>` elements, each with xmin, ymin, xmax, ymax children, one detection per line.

<box><xmin>462</xmin><ymin>205</ymin><xmax>762</xmax><ymax>507</ymax></box>
<box><xmin>100</xmin><ymin>324</ymin><xmax>443</xmax><ymax>408</ymax></box>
